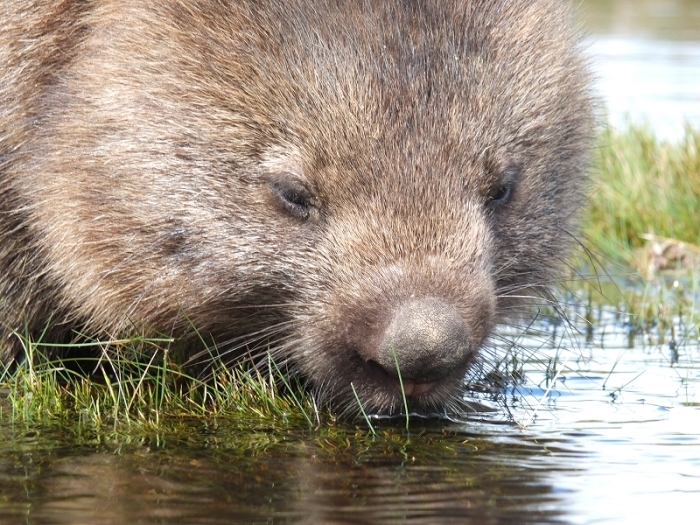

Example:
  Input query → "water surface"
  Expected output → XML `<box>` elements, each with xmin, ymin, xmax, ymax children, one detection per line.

<box><xmin>1</xmin><ymin>287</ymin><xmax>698</xmax><ymax>524</ymax></box>
<box><xmin>583</xmin><ymin>0</ymin><xmax>700</xmax><ymax>139</ymax></box>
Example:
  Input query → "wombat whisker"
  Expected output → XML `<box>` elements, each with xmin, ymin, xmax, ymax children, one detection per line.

<box><xmin>192</xmin><ymin>330</ymin><xmax>298</xmax><ymax>375</ymax></box>
<box><xmin>184</xmin><ymin>318</ymin><xmax>297</xmax><ymax>364</ymax></box>
<box><xmin>198</xmin><ymin>341</ymin><xmax>297</xmax><ymax>384</ymax></box>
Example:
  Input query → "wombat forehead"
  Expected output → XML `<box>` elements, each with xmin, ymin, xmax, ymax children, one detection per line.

<box><xmin>90</xmin><ymin>1</ymin><xmax>585</xmax><ymax>185</ymax></box>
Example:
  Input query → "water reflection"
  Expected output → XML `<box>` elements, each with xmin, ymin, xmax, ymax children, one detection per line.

<box><xmin>0</xmin><ymin>424</ymin><xmax>582</xmax><ymax>525</ymax></box>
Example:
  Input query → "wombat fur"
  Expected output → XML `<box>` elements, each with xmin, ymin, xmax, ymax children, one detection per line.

<box><xmin>0</xmin><ymin>0</ymin><xmax>594</xmax><ymax>414</ymax></box>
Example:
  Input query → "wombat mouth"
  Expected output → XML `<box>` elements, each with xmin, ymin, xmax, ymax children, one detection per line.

<box><xmin>364</xmin><ymin>360</ymin><xmax>438</xmax><ymax>398</ymax></box>
<box><xmin>398</xmin><ymin>381</ymin><xmax>435</xmax><ymax>398</ymax></box>
<box><xmin>353</xmin><ymin>349</ymin><xmax>477</xmax><ymax>415</ymax></box>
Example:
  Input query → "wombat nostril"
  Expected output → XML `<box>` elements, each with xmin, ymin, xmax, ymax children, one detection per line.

<box><xmin>376</xmin><ymin>298</ymin><xmax>473</xmax><ymax>384</ymax></box>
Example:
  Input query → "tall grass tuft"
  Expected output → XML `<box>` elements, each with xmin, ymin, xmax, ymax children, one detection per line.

<box><xmin>585</xmin><ymin>124</ymin><xmax>700</xmax><ymax>262</ymax></box>
<box><xmin>0</xmin><ymin>334</ymin><xmax>321</xmax><ymax>432</ymax></box>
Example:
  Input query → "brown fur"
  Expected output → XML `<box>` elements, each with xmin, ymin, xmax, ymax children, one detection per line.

<box><xmin>0</xmin><ymin>0</ymin><xmax>594</xmax><ymax>414</ymax></box>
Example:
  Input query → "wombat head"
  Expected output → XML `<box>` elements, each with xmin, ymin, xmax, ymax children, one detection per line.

<box><xmin>11</xmin><ymin>0</ymin><xmax>594</xmax><ymax>415</ymax></box>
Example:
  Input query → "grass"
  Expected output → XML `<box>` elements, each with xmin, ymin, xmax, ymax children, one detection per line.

<box><xmin>578</xmin><ymin>122</ymin><xmax>700</xmax><ymax>354</ymax></box>
<box><xmin>1</xmin><ymin>122</ymin><xmax>699</xmax><ymax>434</ymax></box>
<box><xmin>0</xmin><ymin>334</ymin><xmax>324</xmax><ymax>433</ymax></box>
<box><xmin>576</xmin><ymin>266</ymin><xmax>699</xmax><ymax>351</ymax></box>
<box><xmin>584</xmin><ymin>123</ymin><xmax>700</xmax><ymax>264</ymax></box>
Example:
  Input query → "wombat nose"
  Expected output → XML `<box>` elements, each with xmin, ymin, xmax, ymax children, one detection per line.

<box><xmin>376</xmin><ymin>298</ymin><xmax>472</xmax><ymax>384</ymax></box>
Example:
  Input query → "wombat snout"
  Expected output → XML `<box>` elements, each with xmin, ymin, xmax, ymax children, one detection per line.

<box><xmin>372</xmin><ymin>298</ymin><xmax>472</xmax><ymax>388</ymax></box>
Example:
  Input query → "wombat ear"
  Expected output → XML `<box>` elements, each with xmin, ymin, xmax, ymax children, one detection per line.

<box><xmin>268</xmin><ymin>174</ymin><xmax>315</xmax><ymax>220</ymax></box>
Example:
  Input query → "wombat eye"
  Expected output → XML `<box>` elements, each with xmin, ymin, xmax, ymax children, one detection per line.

<box><xmin>270</xmin><ymin>179</ymin><xmax>313</xmax><ymax>220</ymax></box>
<box><xmin>484</xmin><ymin>164</ymin><xmax>518</xmax><ymax>210</ymax></box>
<box><xmin>488</xmin><ymin>183</ymin><xmax>513</xmax><ymax>207</ymax></box>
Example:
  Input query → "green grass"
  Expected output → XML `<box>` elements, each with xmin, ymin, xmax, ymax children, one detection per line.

<box><xmin>0</xmin><ymin>334</ymin><xmax>324</xmax><ymax>433</ymax></box>
<box><xmin>584</xmin><ymin>123</ymin><xmax>700</xmax><ymax>264</ymax></box>
<box><xmin>578</xmin><ymin>123</ymin><xmax>699</xmax><ymax>345</ymax></box>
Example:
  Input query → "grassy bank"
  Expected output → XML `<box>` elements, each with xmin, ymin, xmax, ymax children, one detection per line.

<box><xmin>0</xmin><ymin>336</ymin><xmax>324</xmax><ymax>432</ymax></box>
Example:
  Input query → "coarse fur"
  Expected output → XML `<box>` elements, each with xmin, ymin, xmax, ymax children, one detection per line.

<box><xmin>0</xmin><ymin>0</ymin><xmax>594</xmax><ymax>415</ymax></box>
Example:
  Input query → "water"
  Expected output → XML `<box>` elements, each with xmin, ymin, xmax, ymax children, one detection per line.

<box><xmin>1</xmin><ymin>286</ymin><xmax>698</xmax><ymax>524</ymax></box>
<box><xmin>512</xmin><ymin>307</ymin><xmax>700</xmax><ymax>524</ymax></box>
<box><xmin>589</xmin><ymin>36</ymin><xmax>700</xmax><ymax>140</ymax></box>
<box><xmin>582</xmin><ymin>0</ymin><xmax>700</xmax><ymax>140</ymax></box>
<box><xmin>2</xmin><ymin>1</ymin><xmax>700</xmax><ymax>524</ymax></box>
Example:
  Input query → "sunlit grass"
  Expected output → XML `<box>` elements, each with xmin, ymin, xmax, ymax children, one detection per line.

<box><xmin>0</xmin><ymin>334</ymin><xmax>322</xmax><ymax>432</ymax></box>
<box><xmin>585</xmin><ymin>123</ymin><xmax>700</xmax><ymax>264</ymax></box>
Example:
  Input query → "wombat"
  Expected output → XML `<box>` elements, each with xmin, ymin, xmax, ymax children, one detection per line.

<box><xmin>0</xmin><ymin>0</ymin><xmax>594</xmax><ymax>415</ymax></box>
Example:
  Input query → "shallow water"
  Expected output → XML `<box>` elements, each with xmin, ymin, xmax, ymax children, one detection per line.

<box><xmin>582</xmin><ymin>0</ymin><xmax>700</xmax><ymax>140</ymax></box>
<box><xmin>1</xmin><ymin>287</ymin><xmax>698</xmax><ymax>525</ymax></box>
<box><xmin>0</xmin><ymin>421</ymin><xmax>585</xmax><ymax>524</ymax></box>
<box><xmin>506</xmin><ymin>307</ymin><xmax>700</xmax><ymax>524</ymax></box>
